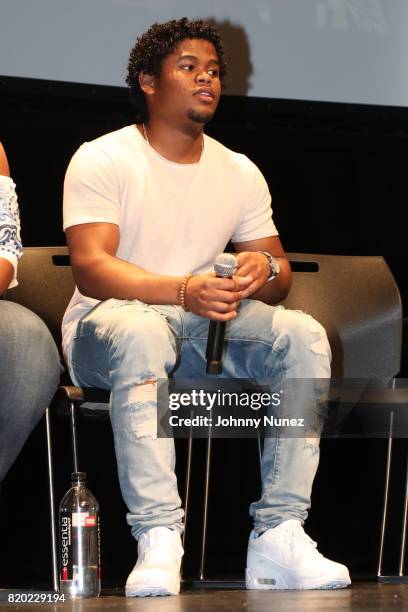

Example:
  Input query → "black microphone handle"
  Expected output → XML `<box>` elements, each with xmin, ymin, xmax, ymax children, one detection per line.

<box><xmin>206</xmin><ymin>319</ymin><xmax>226</xmax><ymax>375</ymax></box>
<box><xmin>205</xmin><ymin>253</ymin><xmax>237</xmax><ymax>375</ymax></box>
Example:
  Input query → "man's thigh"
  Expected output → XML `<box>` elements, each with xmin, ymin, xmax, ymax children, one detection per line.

<box><xmin>71</xmin><ymin>299</ymin><xmax>181</xmax><ymax>388</ymax></box>
<box><xmin>177</xmin><ymin>299</ymin><xmax>329</xmax><ymax>380</ymax></box>
<box><xmin>174</xmin><ymin>300</ymin><xmax>282</xmax><ymax>379</ymax></box>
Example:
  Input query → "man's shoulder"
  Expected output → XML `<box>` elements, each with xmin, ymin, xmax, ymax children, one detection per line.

<box><xmin>205</xmin><ymin>134</ymin><xmax>257</xmax><ymax>173</ymax></box>
<box><xmin>69</xmin><ymin>125</ymin><xmax>139</xmax><ymax>174</ymax></box>
<box><xmin>83</xmin><ymin>125</ymin><xmax>136</xmax><ymax>154</ymax></box>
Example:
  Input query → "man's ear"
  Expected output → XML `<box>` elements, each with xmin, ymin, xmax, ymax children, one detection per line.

<box><xmin>139</xmin><ymin>71</ymin><xmax>155</xmax><ymax>95</ymax></box>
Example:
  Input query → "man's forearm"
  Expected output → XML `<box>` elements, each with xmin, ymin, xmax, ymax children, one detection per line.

<box><xmin>71</xmin><ymin>251</ymin><xmax>185</xmax><ymax>305</ymax></box>
<box><xmin>249</xmin><ymin>280</ymin><xmax>288</xmax><ymax>305</ymax></box>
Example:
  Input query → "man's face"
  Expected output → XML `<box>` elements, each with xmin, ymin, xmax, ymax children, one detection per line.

<box><xmin>146</xmin><ymin>38</ymin><xmax>222</xmax><ymax>126</ymax></box>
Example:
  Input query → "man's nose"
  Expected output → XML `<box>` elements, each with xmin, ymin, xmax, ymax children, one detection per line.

<box><xmin>196</xmin><ymin>70</ymin><xmax>211</xmax><ymax>83</ymax></box>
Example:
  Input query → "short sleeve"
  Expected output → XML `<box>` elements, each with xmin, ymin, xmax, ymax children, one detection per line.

<box><xmin>63</xmin><ymin>142</ymin><xmax>121</xmax><ymax>231</ymax></box>
<box><xmin>0</xmin><ymin>176</ymin><xmax>23</xmax><ymax>288</ymax></box>
<box><xmin>231</xmin><ymin>161</ymin><xmax>278</xmax><ymax>243</ymax></box>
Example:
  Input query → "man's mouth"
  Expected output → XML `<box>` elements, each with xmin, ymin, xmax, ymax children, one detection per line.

<box><xmin>194</xmin><ymin>88</ymin><xmax>215</xmax><ymax>101</ymax></box>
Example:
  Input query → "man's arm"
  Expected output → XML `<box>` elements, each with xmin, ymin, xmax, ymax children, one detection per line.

<box><xmin>66</xmin><ymin>222</ymin><xmax>252</xmax><ymax>321</ymax></box>
<box><xmin>233</xmin><ymin>235</ymin><xmax>292</xmax><ymax>305</ymax></box>
<box><xmin>0</xmin><ymin>143</ymin><xmax>15</xmax><ymax>294</ymax></box>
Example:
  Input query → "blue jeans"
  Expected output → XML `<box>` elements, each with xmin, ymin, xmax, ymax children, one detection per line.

<box><xmin>70</xmin><ymin>298</ymin><xmax>331</xmax><ymax>540</ymax></box>
<box><xmin>0</xmin><ymin>301</ymin><xmax>62</xmax><ymax>483</ymax></box>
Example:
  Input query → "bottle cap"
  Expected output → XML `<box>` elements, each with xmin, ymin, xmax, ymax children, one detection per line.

<box><xmin>71</xmin><ymin>471</ymin><xmax>87</xmax><ymax>482</ymax></box>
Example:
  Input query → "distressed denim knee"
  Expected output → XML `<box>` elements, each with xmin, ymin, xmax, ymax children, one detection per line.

<box><xmin>72</xmin><ymin>300</ymin><xmax>178</xmax><ymax>390</ymax></box>
<box><xmin>268</xmin><ymin>308</ymin><xmax>331</xmax><ymax>380</ymax></box>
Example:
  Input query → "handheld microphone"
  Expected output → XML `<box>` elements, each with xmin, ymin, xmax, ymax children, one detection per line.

<box><xmin>206</xmin><ymin>253</ymin><xmax>238</xmax><ymax>375</ymax></box>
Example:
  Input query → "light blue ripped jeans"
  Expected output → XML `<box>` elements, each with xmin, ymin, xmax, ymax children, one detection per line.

<box><xmin>70</xmin><ymin>298</ymin><xmax>331</xmax><ymax>540</ymax></box>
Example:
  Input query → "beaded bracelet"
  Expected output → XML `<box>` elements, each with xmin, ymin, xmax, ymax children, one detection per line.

<box><xmin>179</xmin><ymin>273</ymin><xmax>193</xmax><ymax>311</ymax></box>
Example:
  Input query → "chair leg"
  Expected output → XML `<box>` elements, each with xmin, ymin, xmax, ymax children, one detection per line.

<box><xmin>182</xmin><ymin>435</ymin><xmax>193</xmax><ymax>548</ymax></box>
<box><xmin>398</xmin><ymin>442</ymin><xmax>408</xmax><ymax>576</ymax></box>
<box><xmin>69</xmin><ymin>401</ymin><xmax>80</xmax><ymax>473</ymax></box>
<box><xmin>199</xmin><ymin>422</ymin><xmax>212</xmax><ymax>581</ymax></box>
<box><xmin>378</xmin><ymin>410</ymin><xmax>394</xmax><ymax>577</ymax></box>
<box><xmin>180</xmin><ymin>435</ymin><xmax>193</xmax><ymax>581</ymax></box>
<box><xmin>45</xmin><ymin>407</ymin><xmax>59</xmax><ymax>593</ymax></box>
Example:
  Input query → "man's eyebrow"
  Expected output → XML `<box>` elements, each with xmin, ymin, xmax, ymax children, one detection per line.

<box><xmin>178</xmin><ymin>54</ymin><xmax>220</xmax><ymax>66</ymax></box>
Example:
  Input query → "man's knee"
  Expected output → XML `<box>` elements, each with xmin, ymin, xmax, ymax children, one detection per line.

<box><xmin>0</xmin><ymin>301</ymin><xmax>61</xmax><ymax>397</ymax></box>
<box><xmin>110</xmin><ymin>377</ymin><xmax>160</xmax><ymax>440</ymax></box>
<box><xmin>127</xmin><ymin>379</ymin><xmax>158</xmax><ymax>439</ymax></box>
<box><xmin>83</xmin><ymin>303</ymin><xmax>177</xmax><ymax>374</ymax></box>
<box><xmin>1</xmin><ymin>301</ymin><xmax>60</xmax><ymax>362</ymax></box>
<box><xmin>273</xmin><ymin>308</ymin><xmax>331</xmax><ymax>361</ymax></box>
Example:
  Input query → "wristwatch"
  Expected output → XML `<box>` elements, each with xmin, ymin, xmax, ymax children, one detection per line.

<box><xmin>257</xmin><ymin>251</ymin><xmax>280</xmax><ymax>281</ymax></box>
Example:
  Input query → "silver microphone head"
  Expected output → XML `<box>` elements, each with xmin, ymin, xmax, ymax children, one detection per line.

<box><xmin>214</xmin><ymin>253</ymin><xmax>238</xmax><ymax>278</ymax></box>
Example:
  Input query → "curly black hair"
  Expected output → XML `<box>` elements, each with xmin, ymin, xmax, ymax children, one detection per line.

<box><xmin>126</xmin><ymin>17</ymin><xmax>227</xmax><ymax>122</ymax></box>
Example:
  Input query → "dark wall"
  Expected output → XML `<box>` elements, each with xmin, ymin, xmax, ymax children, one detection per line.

<box><xmin>1</xmin><ymin>76</ymin><xmax>407</xmax><ymax>588</ymax></box>
<box><xmin>2</xmin><ymin>76</ymin><xmax>408</xmax><ymax>308</ymax></box>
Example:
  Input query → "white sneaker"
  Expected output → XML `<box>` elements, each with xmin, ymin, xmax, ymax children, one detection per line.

<box><xmin>246</xmin><ymin>519</ymin><xmax>351</xmax><ymax>590</ymax></box>
<box><xmin>125</xmin><ymin>527</ymin><xmax>183</xmax><ymax>597</ymax></box>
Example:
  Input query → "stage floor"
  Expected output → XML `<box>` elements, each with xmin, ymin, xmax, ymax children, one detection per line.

<box><xmin>1</xmin><ymin>583</ymin><xmax>408</xmax><ymax>611</ymax></box>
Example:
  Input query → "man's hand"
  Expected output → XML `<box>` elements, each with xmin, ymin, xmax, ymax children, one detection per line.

<box><xmin>184</xmin><ymin>273</ymin><xmax>253</xmax><ymax>321</ymax></box>
<box><xmin>233</xmin><ymin>236</ymin><xmax>291</xmax><ymax>305</ymax></box>
<box><xmin>234</xmin><ymin>251</ymin><xmax>270</xmax><ymax>299</ymax></box>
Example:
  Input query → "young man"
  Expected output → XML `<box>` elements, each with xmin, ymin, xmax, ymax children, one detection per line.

<box><xmin>62</xmin><ymin>18</ymin><xmax>350</xmax><ymax>596</ymax></box>
<box><xmin>0</xmin><ymin>142</ymin><xmax>61</xmax><ymax>484</ymax></box>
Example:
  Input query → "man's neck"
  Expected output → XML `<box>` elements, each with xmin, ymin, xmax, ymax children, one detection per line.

<box><xmin>141</xmin><ymin>120</ymin><xmax>204</xmax><ymax>164</ymax></box>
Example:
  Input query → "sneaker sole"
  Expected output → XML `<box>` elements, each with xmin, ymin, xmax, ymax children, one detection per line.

<box><xmin>246</xmin><ymin>568</ymin><xmax>351</xmax><ymax>591</ymax></box>
<box><xmin>126</xmin><ymin>577</ymin><xmax>180</xmax><ymax>598</ymax></box>
<box><xmin>126</xmin><ymin>586</ymin><xmax>178</xmax><ymax>597</ymax></box>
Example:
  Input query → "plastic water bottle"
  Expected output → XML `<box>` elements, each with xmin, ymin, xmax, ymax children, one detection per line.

<box><xmin>59</xmin><ymin>472</ymin><xmax>101</xmax><ymax>598</ymax></box>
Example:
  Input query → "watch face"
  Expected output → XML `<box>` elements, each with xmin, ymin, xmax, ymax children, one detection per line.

<box><xmin>258</xmin><ymin>251</ymin><xmax>279</xmax><ymax>280</ymax></box>
<box><xmin>268</xmin><ymin>256</ymin><xmax>280</xmax><ymax>280</ymax></box>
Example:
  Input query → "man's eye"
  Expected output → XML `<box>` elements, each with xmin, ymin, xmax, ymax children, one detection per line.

<box><xmin>209</xmin><ymin>69</ymin><xmax>219</xmax><ymax>77</ymax></box>
<box><xmin>181</xmin><ymin>64</ymin><xmax>194</xmax><ymax>71</ymax></box>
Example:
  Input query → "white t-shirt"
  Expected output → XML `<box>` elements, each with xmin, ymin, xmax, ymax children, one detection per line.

<box><xmin>62</xmin><ymin>125</ymin><xmax>278</xmax><ymax>369</ymax></box>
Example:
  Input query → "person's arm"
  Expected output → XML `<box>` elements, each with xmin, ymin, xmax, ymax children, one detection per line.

<box><xmin>227</xmin><ymin>155</ymin><xmax>291</xmax><ymax>305</ymax></box>
<box><xmin>0</xmin><ymin>143</ymin><xmax>16</xmax><ymax>294</ymax></box>
<box><xmin>0</xmin><ymin>260</ymin><xmax>14</xmax><ymax>295</ymax></box>
<box><xmin>66</xmin><ymin>222</ymin><xmax>252</xmax><ymax>322</ymax></box>
<box><xmin>233</xmin><ymin>235</ymin><xmax>292</xmax><ymax>305</ymax></box>
<box><xmin>0</xmin><ymin>142</ymin><xmax>10</xmax><ymax>176</ymax></box>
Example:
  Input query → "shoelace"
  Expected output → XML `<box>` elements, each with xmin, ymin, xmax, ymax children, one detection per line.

<box><xmin>278</xmin><ymin>523</ymin><xmax>323</xmax><ymax>559</ymax></box>
<box><xmin>139</xmin><ymin>532</ymin><xmax>182</xmax><ymax>560</ymax></box>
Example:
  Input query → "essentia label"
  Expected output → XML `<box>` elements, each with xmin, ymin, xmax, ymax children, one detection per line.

<box><xmin>59</xmin><ymin>513</ymin><xmax>72</xmax><ymax>581</ymax></box>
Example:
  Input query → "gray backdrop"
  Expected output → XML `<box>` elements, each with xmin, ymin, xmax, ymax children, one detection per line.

<box><xmin>1</xmin><ymin>0</ymin><xmax>407</xmax><ymax>105</ymax></box>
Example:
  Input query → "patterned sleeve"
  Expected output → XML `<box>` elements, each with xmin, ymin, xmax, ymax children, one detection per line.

<box><xmin>0</xmin><ymin>175</ymin><xmax>23</xmax><ymax>288</ymax></box>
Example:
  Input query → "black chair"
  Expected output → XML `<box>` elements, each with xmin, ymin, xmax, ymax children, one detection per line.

<box><xmin>198</xmin><ymin>254</ymin><xmax>403</xmax><ymax>584</ymax></box>
<box><xmin>280</xmin><ymin>254</ymin><xmax>404</xmax><ymax>584</ymax></box>
<box><xmin>6</xmin><ymin>247</ymin><xmax>403</xmax><ymax>588</ymax></box>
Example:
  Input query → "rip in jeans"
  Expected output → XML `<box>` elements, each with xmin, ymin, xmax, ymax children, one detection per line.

<box><xmin>127</xmin><ymin>378</ymin><xmax>158</xmax><ymax>439</ymax></box>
